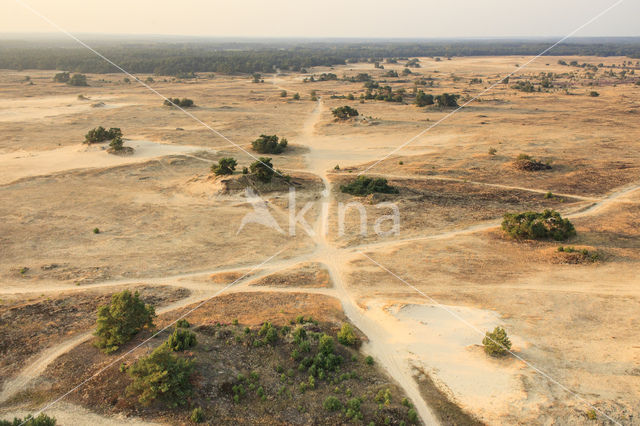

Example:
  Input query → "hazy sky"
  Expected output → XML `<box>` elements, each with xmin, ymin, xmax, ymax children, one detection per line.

<box><xmin>1</xmin><ymin>0</ymin><xmax>638</xmax><ymax>39</ymax></box>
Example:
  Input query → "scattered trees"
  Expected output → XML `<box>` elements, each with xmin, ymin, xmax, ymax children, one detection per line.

<box><xmin>211</xmin><ymin>157</ymin><xmax>237</xmax><ymax>175</ymax></box>
<box><xmin>340</xmin><ymin>176</ymin><xmax>399</xmax><ymax>196</ymax></box>
<box><xmin>482</xmin><ymin>326</ymin><xmax>512</xmax><ymax>357</ymax></box>
<box><xmin>249</xmin><ymin>157</ymin><xmax>275</xmax><ymax>183</ymax></box>
<box><xmin>332</xmin><ymin>106</ymin><xmax>359</xmax><ymax>120</ymax></box>
<box><xmin>94</xmin><ymin>290</ymin><xmax>155</xmax><ymax>354</ymax></box>
<box><xmin>84</xmin><ymin>126</ymin><xmax>122</xmax><ymax>144</ymax></box>
<box><xmin>252</xmin><ymin>134</ymin><xmax>288</xmax><ymax>154</ymax></box>
<box><xmin>501</xmin><ymin>210</ymin><xmax>576</xmax><ymax>241</ymax></box>
<box><xmin>127</xmin><ymin>345</ymin><xmax>194</xmax><ymax>407</ymax></box>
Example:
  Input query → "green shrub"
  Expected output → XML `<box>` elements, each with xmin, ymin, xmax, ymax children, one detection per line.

<box><xmin>332</xmin><ymin>105</ymin><xmax>359</xmax><ymax>120</ymax></box>
<box><xmin>408</xmin><ymin>408</ymin><xmax>419</xmax><ymax>423</ymax></box>
<box><xmin>280</xmin><ymin>90</ymin><xmax>287</xmax><ymax>97</ymax></box>
<box><xmin>365</xmin><ymin>355</ymin><xmax>374</xmax><ymax>365</ymax></box>
<box><xmin>482</xmin><ymin>326</ymin><xmax>512</xmax><ymax>357</ymax></box>
<box><xmin>323</xmin><ymin>396</ymin><xmax>342</xmax><ymax>411</ymax></box>
<box><xmin>94</xmin><ymin>290</ymin><xmax>155</xmax><ymax>354</ymax></box>
<box><xmin>109</xmin><ymin>136</ymin><xmax>124</xmax><ymax>151</ymax></box>
<box><xmin>340</xmin><ymin>175</ymin><xmax>399</xmax><ymax>196</ymax></box>
<box><xmin>251</xmin><ymin>134</ymin><xmax>288</xmax><ymax>154</ymax></box>
<box><xmin>589</xmin><ymin>91</ymin><xmax>600</xmax><ymax>97</ymax></box>
<box><xmin>293</xmin><ymin>92</ymin><xmax>300</xmax><ymax>100</ymax></box>
<box><xmin>69</xmin><ymin>73</ymin><xmax>88</xmax><ymax>86</ymax></box>
<box><xmin>501</xmin><ymin>210</ymin><xmax>576</xmax><ymax>241</ymax></box>
<box><xmin>53</xmin><ymin>71</ymin><xmax>70</xmax><ymax>83</ymax></box>
<box><xmin>337</xmin><ymin>323</ymin><xmax>358</xmax><ymax>346</ymax></box>
<box><xmin>93</xmin><ymin>227</ymin><xmax>100</xmax><ymax>234</ymax></box>
<box><xmin>85</xmin><ymin>126</ymin><xmax>122</xmax><ymax>144</ymax></box>
<box><xmin>164</xmin><ymin>98</ymin><xmax>194</xmax><ymax>107</ymax></box>
<box><xmin>0</xmin><ymin>414</ymin><xmax>57</xmax><ymax>426</ymax></box>
<box><xmin>176</xmin><ymin>319</ymin><xmax>190</xmax><ymax>328</ymax></box>
<box><xmin>249</xmin><ymin>157</ymin><xmax>275</xmax><ymax>183</ymax></box>
<box><xmin>434</xmin><ymin>93</ymin><xmax>459</xmax><ymax>107</ymax></box>
<box><xmin>258</xmin><ymin>321</ymin><xmax>278</xmax><ymax>345</ymax></box>
<box><xmin>415</xmin><ymin>90</ymin><xmax>434</xmax><ymax>107</ymax></box>
<box><xmin>127</xmin><ymin>345</ymin><xmax>194</xmax><ymax>407</ymax></box>
<box><xmin>318</xmin><ymin>334</ymin><xmax>335</xmax><ymax>355</ymax></box>
<box><xmin>190</xmin><ymin>407</ymin><xmax>204</xmax><ymax>423</ymax></box>
<box><xmin>166</xmin><ymin>327</ymin><xmax>197</xmax><ymax>351</ymax></box>
<box><xmin>211</xmin><ymin>157</ymin><xmax>237</xmax><ymax>175</ymax></box>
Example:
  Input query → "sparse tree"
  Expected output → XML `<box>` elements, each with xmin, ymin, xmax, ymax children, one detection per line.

<box><xmin>211</xmin><ymin>157</ymin><xmax>237</xmax><ymax>175</ymax></box>
<box><xmin>482</xmin><ymin>326</ymin><xmax>511</xmax><ymax>357</ymax></box>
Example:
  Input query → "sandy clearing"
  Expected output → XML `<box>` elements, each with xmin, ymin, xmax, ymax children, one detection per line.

<box><xmin>0</xmin><ymin>140</ymin><xmax>216</xmax><ymax>184</ymax></box>
<box><xmin>0</xmin><ymin>95</ymin><xmax>130</xmax><ymax>123</ymax></box>
<box><xmin>0</xmin><ymin>402</ymin><xmax>158</xmax><ymax>425</ymax></box>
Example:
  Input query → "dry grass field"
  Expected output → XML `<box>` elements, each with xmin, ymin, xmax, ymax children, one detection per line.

<box><xmin>1</xmin><ymin>55</ymin><xmax>639</xmax><ymax>425</ymax></box>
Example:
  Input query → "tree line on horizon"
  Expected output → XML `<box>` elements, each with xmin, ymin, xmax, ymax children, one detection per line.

<box><xmin>1</xmin><ymin>40</ymin><xmax>640</xmax><ymax>76</ymax></box>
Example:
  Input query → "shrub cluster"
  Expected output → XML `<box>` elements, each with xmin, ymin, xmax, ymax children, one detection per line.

<box><xmin>252</xmin><ymin>134</ymin><xmax>288</xmax><ymax>154</ymax></box>
<box><xmin>85</xmin><ymin>126</ymin><xmax>122</xmax><ymax>144</ymax></box>
<box><xmin>513</xmin><ymin>154</ymin><xmax>551</xmax><ymax>171</ymax></box>
<box><xmin>94</xmin><ymin>290</ymin><xmax>155</xmax><ymax>354</ymax></box>
<box><xmin>501</xmin><ymin>210</ymin><xmax>576</xmax><ymax>241</ymax></box>
<box><xmin>249</xmin><ymin>157</ymin><xmax>275</xmax><ymax>183</ymax></box>
<box><xmin>163</xmin><ymin>97</ymin><xmax>194</xmax><ymax>107</ymax></box>
<box><xmin>434</xmin><ymin>93</ymin><xmax>459</xmax><ymax>108</ymax></box>
<box><xmin>127</xmin><ymin>345</ymin><xmax>194</xmax><ymax>407</ymax></box>
<box><xmin>337</xmin><ymin>323</ymin><xmax>359</xmax><ymax>347</ymax></box>
<box><xmin>415</xmin><ymin>90</ymin><xmax>434</xmax><ymax>107</ymax></box>
<box><xmin>166</xmin><ymin>327</ymin><xmax>197</xmax><ymax>351</ymax></box>
<box><xmin>0</xmin><ymin>414</ymin><xmax>57</xmax><ymax>426</ymax></box>
<box><xmin>332</xmin><ymin>106</ymin><xmax>359</xmax><ymax>120</ymax></box>
<box><xmin>340</xmin><ymin>176</ymin><xmax>399</xmax><ymax>196</ymax></box>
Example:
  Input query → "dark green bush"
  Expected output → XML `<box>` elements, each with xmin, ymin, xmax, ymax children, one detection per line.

<box><xmin>252</xmin><ymin>134</ymin><xmax>288</xmax><ymax>154</ymax></box>
<box><xmin>332</xmin><ymin>105</ymin><xmax>359</xmax><ymax>119</ymax></box>
<box><xmin>166</xmin><ymin>327</ymin><xmax>197</xmax><ymax>351</ymax></box>
<box><xmin>408</xmin><ymin>408</ymin><xmax>419</xmax><ymax>423</ymax></box>
<box><xmin>501</xmin><ymin>210</ymin><xmax>576</xmax><ymax>241</ymax></box>
<box><xmin>318</xmin><ymin>334</ymin><xmax>335</xmax><ymax>355</ymax></box>
<box><xmin>249</xmin><ymin>157</ymin><xmax>275</xmax><ymax>183</ymax></box>
<box><xmin>415</xmin><ymin>90</ymin><xmax>434</xmax><ymax>107</ymax></box>
<box><xmin>94</xmin><ymin>290</ymin><xmax>155</xmax><ymax>354</ymax></box>
<box><xmin>482</xmin><ymin>326</ymin><xmax>512</xmax><ymax>357</ymax></box>
<box><xmin>53</xmin><ymin>71</ymin><xmax>70</xmax><ymax>83</ymax></box>
<box><xmin>109</xmin><ymin>135</ymin><xmax>124</xmax><ymax>151</ymax></box>
<box><xmin>211</xmin><ymin>157</ymin><xmax>237</xmax><ymax>175</ymax></box>
<box><xmin>258</xmin><ymin>321</ymin><xmax>278</xmax><ymax>345</ymax></box>
<box><xmin>190</xmin><ymin>407</ymin><xmax>204</xmax><ymax>423</ymax></box>
<box><xmin>340</xmin><ymin>175</ymin><xmax>399</xmax><ymax>196</ymax></box>
<box><xmin>85</xmin><ymin>126</ymin><xmax>122</xmax><ymax>144</ymax></box>
<box><xmin>163</xmin><ymin>98</ymin><xmax>195</xmax><ymax>107</ymax></box>
<box><xmin>434</xmin><ymin>93</ymin><xmax>459</xmax><ymax>107</ymax></box>
<box><xmin>127</xmin><ymin>345</ymin><xmax>194</xmax><ymax>407</ymax></box>
<box><xmin>176</xmin><ymin>319</ymin><xmax>190</xmax><ymax>328</ymax></box>
<box><xmin>513</xmin><ymin>154</ymin><xmax>551</xmax><ymax>171</ymax></box>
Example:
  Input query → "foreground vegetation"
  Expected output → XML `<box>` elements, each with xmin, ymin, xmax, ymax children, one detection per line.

<box><xmin>501</xmin><ymin>210</ymin><xmax>576</xmax><ymax>241</ymax></box>
<box><xmin>340</xmin><ymin>176</ymin><xmax>399</xmax><ymax>196</ymax></box>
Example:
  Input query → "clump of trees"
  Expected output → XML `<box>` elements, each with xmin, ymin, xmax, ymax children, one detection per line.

<box><xmin>94</xmin><ymin>290</ymin><xmax>155</xmax><ymax>354</ymax></box>
<box><xmin>482</xmin><ymin>326</ymin><xmax>511</xmax><ymax>357</ymax></box>
<box><xmin>252</xmin><ymin>134</ymin><xmax>288</xmax><ymax>154</ymax></box>
<box><xmin>512</xmin><ymin>80</ymin><xmax>536</xmax><ymax>92</ymax></box>
<box><xmin>69</xmin><ymin>73</ymin><xmax>88</xmax><ymax>86</ymax></box>
<box><xmin>249</xmin><ymin>157</ymin><xmax>275</xmax><ymax>183</ymax></box>
<box><xmin>332</xmin><ymin>106</ymin><xmax>359</xmax><ymax>120</ymax></box>
<box><xmin>84</xmin><ymin>126</ymin><xmax>122</xmax><ymax>144</ymax></box>
<box><xmin>513</xmin><ymin>154</ymin><xmax>552</xmax><ymax>171</ymax></box>
<box><xmin>415</xmin><ymin>90</ymin><xmax>434</xmax><ymax>107</ymax></box>
<box><xmin>211</xmin><ymin>157</ymin><xmax>237</xmax><ymax>175</ymax></box>
<box><xmin>126</xmin><ymin>344</ymin><xmax>194</xmax><ymax>407</ymax></box>
<box><xmin>340</xmin><ymin>176</ymin><xmax>399</xmax><ymax>196</ymax></box>
<box><xmin>164</xmin><ymin>98</ymin><xmax>195</xmax><ymax>108</ymax></box>
<box><xmin>434</xmin><ymin>93</ymin><xmax>459</xmax><ymax>108</ymax></box>
<box><xmin>501</xmin><ymin>210</ymin><xmax>576</xmax><ymax>241</ymax></box>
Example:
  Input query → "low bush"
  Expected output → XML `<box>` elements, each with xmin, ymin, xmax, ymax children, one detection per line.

<box><xmin>0</xmin><ymin>414</ymin><xmax>57</xmax><ymax>426</ymax></box>
<box><xmin>94</xmin><ymin>290</ymin><xmax>155</xmax><ymax>354</ymax></box>
<box><xmin>85</xmin><ymin>126</ymin><xmax>122</xmax><ymax>144</ymax></box>
<box><xmin>323</xmin><ymin>396</ymin><xmax>342</xmax><ymax>411</ymax></box>
<box><xmin>127</xmin><ymin>345</ymin><xmax>194</xmax><ymax>407</ymax></box>
<box><xmin>190</xmin><ymin>407</ymin><xmax>204</xmax><ymax>423</ymax></box>
<box><xmin>482</xmin><ymin>326</ymin><xmax>511</xmax><ymax>357</ymax></box>
<box><xmin>434</xmin><ymin>93</ymin><xmax>459</xmax><ymax>107</ymax></box>
<box><xmin>513</xmin><ymin>154</ymin><xmax>551</xmax><ymax>171</ymax></box>
<box><xmin>211</xmin><ymin>157</ymin><xmax>237</xmax><ymax>175</ymax></box>
<box><xmin>415</xmin><ymin>90</ymin><xmax>434</xmax><ymax>107</ymax></box>
<box><xmin>340</xmin><ymin>175</ymin><xmax>399</xmax><ymax>196</ymax></box>
<box><xmin>501</xmin><ymin>209</ymin><xmax>576</xmax><ymax>241</ymax></box>
<box><xmin>249</xmin><ymin>157</ymin><xmax>275</xmax><ymax>183</ymax></box>
<box><xmin>109</xmin><ymin>136</ymin><xmax>124</xmax><ymax>151</ymax></box>
<box><xmin>252</xmin><ymin>134</ymin><xmax>288</xmax><ymax>154</ymax></box>
<box><xmin>166</xmin><ymin>327</ymin><xmax>197</xmax><ymax>351</ymax></box>
<box><xmin>53</xmin><ymin>71</ymin><xmax>70</xmax><ymax>83</ymax></box>
<box><xmin>163</xmin><ymin>98</ymin><xmax>194</xmax><ymax>108</ymax></box>
<box><xmin>69</xmin><ymin>73</ymin><xmax>88</xmax><ymax>86</ymax></box>
<box><xmin>337</xmin><ymin>323</ymin><xmax>359</xmax><ymax>346</ymax></box>
<box><xmin>332</xmin><ymin>105</ymin><xmax>359</xmax><ymax>120</ymax></box>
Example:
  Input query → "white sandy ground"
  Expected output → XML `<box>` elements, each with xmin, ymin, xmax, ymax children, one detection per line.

<box><xmin>0</xmin><ymin>140</ymin><xmax>216</xmax><ymax>185</ymax></box>
<box><xmin>0</xmin><ymin>95</ymin><xmax>130</xmax><ymax>123</ymax></box>
<box><xmin>2</xmin><ymin>402</ymin><xmax>158</xmax><ymax>425</ymax></box>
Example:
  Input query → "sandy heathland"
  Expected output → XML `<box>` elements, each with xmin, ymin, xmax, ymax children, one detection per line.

<box><xmin>1</xmin><ymin>55</ymin><xmax>639</xmax><ymax>425</ymax></box>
